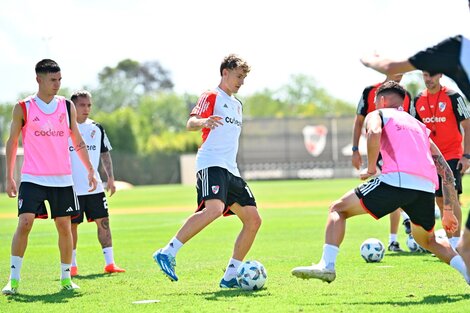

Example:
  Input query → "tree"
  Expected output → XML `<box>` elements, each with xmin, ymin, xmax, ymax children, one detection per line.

<box><xmin>92</xmin><ymin>59</ymin><xmax>174</xmax><ymax>112</ymax></box>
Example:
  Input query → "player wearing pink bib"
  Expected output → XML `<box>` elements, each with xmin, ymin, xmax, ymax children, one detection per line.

<box><xmin>291</xmin><ymin>81</ymin><xmax>469</xmax><ymax>284</ymax></box>
<box><xmin>2</xmin><ymin>59</ymin><xmax>97</xmax><ymax>295</ymax></box>
<box><xmin>153</xmin><ymin>54</ymin><xmax>262</xmax><ymax>288</ymax></box>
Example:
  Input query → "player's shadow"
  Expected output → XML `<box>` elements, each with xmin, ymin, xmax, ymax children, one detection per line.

<box><xmin>385</xmin><ymin>251</ymin><xmax>431</xmax><ymax>257</ymax></box>
<box><xmin>4</xmin><ymin>290</ymin><xmax>83</xmax><ymax>304</ymax></box>
<box><xmin>198</xmin><ymin>288</ymin><xmax>269</xmax><ymax>301</ymax></box>
<box><xmin>72</xmin><ymin>273</ymin><xmax>109</xmax><ymax>280</ymax></box>
<box><xmin>312</xmin><ymin>293</ymin><xmax>470</xmax><ymax>307</ymax></box>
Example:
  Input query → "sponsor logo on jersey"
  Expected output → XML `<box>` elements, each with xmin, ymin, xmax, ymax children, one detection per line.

<box><xmin>34</xmin><ymin>129</ymin><xmax>65</xmax><ymax>137</ymax></box>
<box><xmin>438</xmin><ymin>102</ymin><xmax>446</xmax><ymax>112</ymax></box>
<box><xmin>422</xmin><ymin>116</ymin><xmax>447</xmax><ymax>123</ymax></box>
<box><xmin>69</xmin><ymin>144</ymin><xmax>97</xmax><ymax>152</ymax></box>
<box><xmin>303</xmin><ymin>125</ymin><xmax>328</xmax><ymax>157</ymax></box>
<box><xmin>33</xmin><ymin>116</ymin><xmax>40</xmax><ymax>122</ymax></box>
<box><xmin>420</xmin><ymin>106</ymin><xmax>425</xmax><ymax>111</ymax></box>
<box><xmin>225</xmin><ymin>116</ymin><xmax>242</xmax><ymax>126</ymax></box>
<box><xmin>223</xmin><ymin>104</ymin><xmax>229</xmax><ymax>108</ymax></box>
<box><xmin>211</xmin><ymin>185</ymin><xmax>220</xmax><ymax>194</ymax></box>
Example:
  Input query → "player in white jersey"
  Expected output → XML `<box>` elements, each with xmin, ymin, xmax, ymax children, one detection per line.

<box><xmin>69</xmin><ymin>90</ymin><xmax>125</xmax><ymax>276</ymax></box>
<box><xmin>153</xmin><ymin>54</ymin><xmax>262</xmax><ymax>288</ymax></box>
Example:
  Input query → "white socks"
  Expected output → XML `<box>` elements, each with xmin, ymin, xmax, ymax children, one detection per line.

<box><xmin>103</xmin><ymin>247</ymin><xmax>115</xmax><ymax>265</ymax></box>
<box><xmin>400</xmin><ymin>211</ymin><xmax>410</xmax><ymax>220</ymax></box>
<box><xmin>449</xmin><ymin>237</ymin><xmax>460</xmax><ymax>250</ymax></box>
<box><xmin>10</xmin><ymin>256</ymin><xmax>23</xmax><ymax>280</ymax></box>
<box><xmin>319</xmin><ymin>244</ymin><xmax>339</xmax><ymax>270</ymax></box>
<box><xmin>61</xmin><ymin>263</ymin><xmax>72</xmax><ymax>280</ymax></box>
<box><xmin>162</xmin><ymin>237</ymin><xmax>183</xmax><ymax>256</ymax></box>
<box><xmin>389</xmin><ymin>234</ymin><xmax>398</xmax><ymax>243</ymax></box>
<box><xmin>223</xmin><ymin>258</ymin><xmax>242</xmax><ymax>280</ymax></box>
<box><xmin>450</xmin><ymin>255</ymin><xmax>469</xmax><ymax>283</ymax></box>
<box><xmin>72</xmin><ymin>249</ymin><xmax>77</xmax><ymax>267</ymax></box>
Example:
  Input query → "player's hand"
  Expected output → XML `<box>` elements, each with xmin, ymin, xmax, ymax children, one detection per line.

<box><xmin>106</xmin><ymin>177</ymin><xmax>116</xmax><ymax>197</ymax></box>
<box><xmin>88</xmin><ymin>172</ymin><xmax>98</xmax><ymax>192</ymax></box>
<box><xmin>457</xmin><ymin>157</ymin><xmax>470</xmax><ymax>174</ymax></box>
<box><xmin>5</xmin><ymin>178</ymin><xmax>17</xmax><ymax>198</ymax></box>
<box><xmin>359</xmin><ymin>168</ymin><xmax>376</xmax><ymax>180</ymax></box>
<box><xmin>203</xmin><ymin>116</ymin><xmax>223</xmax><ymax>129</ymax></box>
<box><xmin>441</xmin><ymin>209</ymin><xmax>458</xmax><ymax>234</ymax></box>
<box><xmin>352</xmin><ymin>151</ymin><xmax>362</xmax><ymax>170</ymax></box>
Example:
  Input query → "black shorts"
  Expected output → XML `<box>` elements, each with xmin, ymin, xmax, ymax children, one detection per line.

<box><xmin>355</xmin><ymin>178</ymin><xmax>436</xmax><ymax>231</ymax></box>
<box><xmin>435</xmin><ymin>159</ymin><xmax>462</xmax><ymax>197</ymax></box>
<box><xmin>196</xmin><ymin>167</ymin><xmax>257</xmax><ymax>216</ymax></box>
<box><xmin>18</xmin><ymin>182</ymin><xmax>79</xmax><ymax>219</ymax></box>
<box><xmin>72</xmin><ymin>192</ymin><xmax>109</xmax><ymax>224</ymax></box>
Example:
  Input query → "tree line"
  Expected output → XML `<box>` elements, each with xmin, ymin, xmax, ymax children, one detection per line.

<box><xmin>0</xmin><ymin>58</ymin><xmax>374</xmax><ymax>155</ymax></box>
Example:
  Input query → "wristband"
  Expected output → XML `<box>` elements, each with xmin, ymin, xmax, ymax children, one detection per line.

<box><xmin>463</xmin><ymin>154</ymin><xmax>470</xmax><ymax>159</ymax></box>
<box><xmin>352</xmin><ymin>146</ymin><xmax>359</xmax><ymax>152</ymax></box>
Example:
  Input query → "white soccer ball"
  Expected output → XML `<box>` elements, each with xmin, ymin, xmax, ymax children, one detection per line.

<box><xmin>236</xmin><ymin>260</ymin><xmax>267</xmax><ymax>290</ymax></box>
<box><xmin>360</xmin><ymin>238</ymin><xmax>385</xmax><ymax>263</ymax></box>
<box><xmin>406</xmin><ymin>234</ymin><xmax>427</xmax><ymax>253</ymax></box>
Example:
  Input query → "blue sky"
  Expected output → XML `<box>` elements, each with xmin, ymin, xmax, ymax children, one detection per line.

<box><xmin>1</xmin><ymin>0</ymin><xmax>469</xmax><ymax>104</ymax></box>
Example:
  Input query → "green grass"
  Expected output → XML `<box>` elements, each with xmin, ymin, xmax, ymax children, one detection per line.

<box><xmin>1</xmin><ymin>178</ymin><xmax>470</xmax><ymax>312</ymax></box>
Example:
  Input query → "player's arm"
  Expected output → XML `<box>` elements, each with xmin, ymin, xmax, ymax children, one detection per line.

<box><xmin>359</xmin><ymin>111</ymin><xmax>381</xmax><ymax>180</ymax></box>
<box><xmin>186</xmin><ymin>114</ymin><xmax>223</xmax><ymax>131</ymax></box>
<box><xmin>360</xmin><ymin>56</ymin><xmax>416</xmax><ymax>77</ymax></box>
<box><xmin>352</xmin><ymin>114</ymin><xmax>365</xmax><ymax>170</ymax></box>
<box><xmin>101</xmin><ymin>151</ymin><xmax>116</xmax><ymax>197</ymax></box>
<box><xmin>5</xmin><ymin>103</ymin><xmax>24</xmax><ymax>197</ymax></box>
<box><xmin>430</xmin><ymin>140</ymin><xmax>458</xmax><ymax>233</ymax></box>
<box><xmin>69</xmin><ymin>103</ymin><xmax>97</xmax><ymax>192</ymax></box>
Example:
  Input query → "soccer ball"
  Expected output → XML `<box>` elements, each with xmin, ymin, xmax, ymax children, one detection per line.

<box><xmin>406</xmin><ymin>234</ymin><xmax>427</xmax><ymax>253</ymax></box>
<box><xmin>236</xmin><ymin>260</ymin><xmax>267</xmax><ymax>290</ymax></box>
<box><xmin>360</xmin><ymin>238</ymin><xmax>385</xmax><ymax>263</ymax></box>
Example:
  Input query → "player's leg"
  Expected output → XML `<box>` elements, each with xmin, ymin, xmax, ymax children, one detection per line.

<box><xmin>388</xmin><ymin>209</ymin><xmax>404</xmax><ymax>252</ymax></box>
<box><xmin>291</xmin><ymin>188</ymin><xmax>367</xmax><ymax>282</ymax></box>
<box><xmin>95</xmin><ymin>217</ymin><xmax>125</xmax><ymax>273</ymax></box>
<box><xmin>51</xmin><ymin>186</ymin><xmax>80</xmax><ymax>290</ymax></box>
<box><xmin>220</xmin><ymin>203</ymin><xmax>261</xmax><ymax>288</ymax></box>
<box><xmin>457</xmin><ymin>223</ymin><xmax>470</xmax><ymax>279</ymax></box>
<box><xmin>70</xmin><ymin>196</ymin><xmax>84</xmax><ymax>277</ymax></box>
<box><xmin>2</xmin><ymin>213</ymin><xmax>35</xmax><ymax>295</ymax></box>
<box><xmin>153</xmin><ymin>167</ymin><xmax>227</xmax><ymax>281</ymax></box>
<box><xmin>3</xmin><ymin>182</ymin><xmax>46</xmax><ymax>295</ymax></box>
<box><xmin>412</xmin><ymin>225</ymin><xmax>468</xmax><ymax>283</ymax></box>
<box><xmin>292</xmin><ymin>179</ymin><xmax>402</xmax><ymax>283</ymax></box>
<box><xmin>71</xmin><ymin>222</ymin><xmax>79</xmax><ymax>276</ymax></box>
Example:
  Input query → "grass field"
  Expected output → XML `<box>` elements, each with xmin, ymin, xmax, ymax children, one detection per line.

<box><xmin>1</xmin><ymin>178</ymin><xmax>470</xmax><ymax>312</ymax></box>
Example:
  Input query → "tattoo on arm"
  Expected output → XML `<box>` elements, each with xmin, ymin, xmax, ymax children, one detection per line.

<box><xmin>432</xmin><ymin>154</ymin><xmax>457</xmax><ymax>210</ymax></box>
<box><xmin>101</xmin><ymin>152</ymin><xmax>114</xmax><ymax>179</ymax></box>
<box><xmin>75</xmin><ymin>141</ymin><xmax>87</xmax><ymax>152</ymax></box>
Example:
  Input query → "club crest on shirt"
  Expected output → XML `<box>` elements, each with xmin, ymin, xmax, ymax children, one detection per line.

<box><xmin>438</xmin><ymin>102</ymin><xmax>446</xmax><ymax>112</ymax></box>
<box><xmin>59</xmin><ymin>113</ymin><xmax>66</xmax><ymax>123</ymax></box>
<box><xmin>90</xmin><ymin>129</ymin><xmax>96</xmax><ymax>139</ymax></box>
<box><xmin>211</xmin><ymin>185</ymin><xmax>220</xmax><ymax>194</ymax></box>
<box><xmin>302</xmin><ymin>125</ymin><xmax>328</xmax><ymax>157</ymax></box>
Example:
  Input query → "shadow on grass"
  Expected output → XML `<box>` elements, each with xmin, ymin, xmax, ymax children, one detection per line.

<box><xmin>199</xmin><ymin>288</ymin><xmax>269</xmax><ymax>301</ymax></box>
<box><xmin>72</xmin><ymin>273</ymin><xmax>109</xmax><ymax>280</ymax></box>
<box><xmin>4</xmin><ymin>290</ymin><xmax>83</xmax><ymax>304</ymax></box>
<box><xmin>311</xmin><ymin>293</ymin><xmax>470</xmax><ymax>307</ymax></box>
